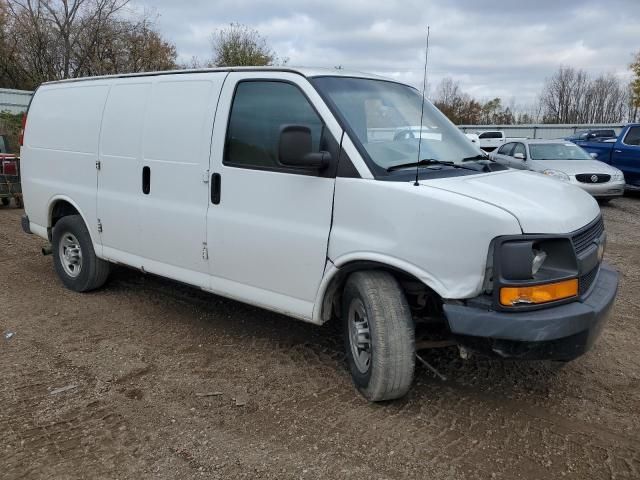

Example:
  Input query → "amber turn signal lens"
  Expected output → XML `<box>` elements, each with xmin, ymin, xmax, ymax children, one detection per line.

<box><xmin>500</xmin><ymin>279</ymin><xmax>578</xmax><ymax>307</ymax></box>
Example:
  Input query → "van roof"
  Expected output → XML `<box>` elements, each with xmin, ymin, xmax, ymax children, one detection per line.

<box><xmin>42</xmin><ymin>66</ymin><xmax>392</xmax><ymax>85</ymax></box>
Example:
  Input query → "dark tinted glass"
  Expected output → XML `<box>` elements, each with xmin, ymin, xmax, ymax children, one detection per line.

<box><xmin>479</xmin><ymin>131</ymin><xmax>502</xmax><ymax>139</ymax></box>
<box><xmin>513</xmin><ymin>143</ymin><xmax>526</xmax><ymax>157</ymax></box>
<box><xmin>624</xmin><ymin>127</ymin><xmax>640</xmax><ymax>146</ymax></box>
<box><xmin>225</xmin><ymin>81</ymin><xmax>323</xmax><ymax>169</ymax></box>
<box><xmin>593</xmin><ymin>130</ymin><xmax>615</xmax><ymax>138</ymax></box>
<box><xmin>498</xmin><ymin>143</ymin><xmax>514</xmax><ymax>155</ymax></box>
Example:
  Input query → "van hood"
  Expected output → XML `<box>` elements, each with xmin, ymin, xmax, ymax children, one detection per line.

<box><xmin>424</xmin><ymin>169</ymin><xmax>600</xmax><ymax>234</ymax></box>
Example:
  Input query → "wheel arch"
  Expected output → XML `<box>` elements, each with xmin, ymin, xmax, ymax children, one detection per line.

<box><xmin>47</xmin><ymin>195</ymin><xmax>92</xmax><ymax>243</ymax></box>
<box><xmin>313</xmin><ymin>254</ymin><xmax>446</xmax><ymax>324</ymax></box>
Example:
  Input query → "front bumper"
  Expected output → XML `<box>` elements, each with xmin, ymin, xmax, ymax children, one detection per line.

<box><xmin>571</xmin><ymin>179</ymin><xmax>625</xmax><ymax>199</ymax></box>
<box><xmin>443</xmin><ymin>263</ymin><xmax>618</xmax><ymax>361</ymax></box>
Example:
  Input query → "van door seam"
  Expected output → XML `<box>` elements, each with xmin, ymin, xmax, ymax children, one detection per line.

<box><xmin>323</xmin><ymin>130</ymin><xmax>343</xmax><ymax>275</ymax></box>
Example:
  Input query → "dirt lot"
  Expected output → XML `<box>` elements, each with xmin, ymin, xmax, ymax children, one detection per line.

<box><xmin>1</xmin><ymin>199</ymin><xmax>639</xmax><ymax>480</ymax></box>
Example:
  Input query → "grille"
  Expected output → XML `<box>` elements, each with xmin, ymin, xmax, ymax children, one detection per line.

<box><xmin>571</xmin><ymin>217</ymin><xmax>604</xmax><ymax>255</ymax></box>
<box><xmin>575</xmin><ymin>173</ymin><xmax>611</xmax><ymax>184</ymax></box>
<box><xmin>579</xmin><ymin>265</ymin><xmax>599</xmax><ymax>295</ymax></box>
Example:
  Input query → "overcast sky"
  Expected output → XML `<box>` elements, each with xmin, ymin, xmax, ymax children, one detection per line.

<box><xmin>131</xmin><ymin>0</ymin><xmax>639</xmax><ymax>107</ymax></box>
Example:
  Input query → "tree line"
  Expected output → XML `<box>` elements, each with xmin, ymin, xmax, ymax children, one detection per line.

<box><xmin>434</xmin><ymin>60</ymin><xmax>640</xmax><ymax>125</ymax></box>
<box><xmin>0</xmin><ymin>0</ymin><xmax>280</xmax><ymax>90</ymax></box>
<box><xmin>1</xmin><ymin>0</ymin><xmax>639</xmax><ymax>126</ymax></box>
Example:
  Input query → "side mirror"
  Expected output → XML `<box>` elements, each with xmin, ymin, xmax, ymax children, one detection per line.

<box><xmin>514</xmin><ymin>153</ymin><xmax>525</xmax><ymax>160</ymax></box>
<box><xmin>590</xmin><ymin>152</ymin><xmax>598</xmax><ymax>159</ymax></box>
<box><xmin>278</xmin><ymin>125</ymin><xmax>330</xmax><ymax>170</ymax></box>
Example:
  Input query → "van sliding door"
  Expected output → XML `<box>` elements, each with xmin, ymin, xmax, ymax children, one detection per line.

<box><xmin>133</xmin><ymin>73</ymin><xmax>227</xmax><ymax>287</ymax></box>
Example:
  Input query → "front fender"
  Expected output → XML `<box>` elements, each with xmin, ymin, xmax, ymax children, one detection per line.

<box><xmin>312</xmin><ymin>253</ymin><xmax>449</xmax><ymax>324</ymax></box>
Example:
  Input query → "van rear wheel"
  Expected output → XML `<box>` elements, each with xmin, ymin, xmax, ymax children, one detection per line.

<box><xmin>52</xmin><ymin>215</ymin><xmax>110</xmax><ymax>292</ymax></box>
<box><xmin>343</xmin><ymin>271</ymin><xmax>415</xmax><ymax>402</ymax></box>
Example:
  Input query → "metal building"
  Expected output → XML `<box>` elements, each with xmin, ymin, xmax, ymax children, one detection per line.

<box><xmin>0</xmin><ymin>88</ymin><xmax>33</xmax><ymax>114</ymax></box>
<box><xmin>458</xmin><ymin>124</ymin><xmax>626</xmax><ymax>140</ymax></box>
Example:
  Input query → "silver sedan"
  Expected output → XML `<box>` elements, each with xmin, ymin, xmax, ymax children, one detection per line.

<box><xmin>489</xmin><ymin>139</ymin><xmax>625</xmax><ymax>201</ymax></box>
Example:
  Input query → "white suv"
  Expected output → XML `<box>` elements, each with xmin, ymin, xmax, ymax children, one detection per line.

<box><xmin>20</xmin><ymin>67</ymin><xmax>618</xmax><ymax>401</ymax></box>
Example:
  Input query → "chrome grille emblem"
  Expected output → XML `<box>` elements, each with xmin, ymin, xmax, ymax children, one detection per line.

<box><xmin>590</xmin><ymin>174</ymin><xmax>598</xmax><ymax>183</ymax></box>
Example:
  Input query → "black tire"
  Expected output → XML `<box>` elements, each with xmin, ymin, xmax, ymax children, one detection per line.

<box><xmin>598</xmin><ymin>199</ymin><xmax>611</xmax><ymax>205</ymax></box>
<box><xmin>1</xmin><ymin>197</ymin><xmax>9</xmax><ymax>206</ymax></box>
<box><xmin>52</xmin><ymin>215</ymin><xmax>110</xmax><ymax>292</ymax></box>
<box><xmin>342</xmin><ymin>270</ymin><xmax>415</xmax><ymax>402</ymax></box>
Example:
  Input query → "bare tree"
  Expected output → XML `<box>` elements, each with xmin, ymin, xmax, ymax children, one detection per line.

<box><xmin>540</xmin><ymin>66</ymin><xmax>631</xmax><ymax>123</ymax></box>
<box><xmin>1</xmin><ymin>0</ymin><xmax>177</xmax><ymax>89</ymax></box>
<box><xmin>210</xmin><ymin>23</ymin><xmax>286</xmax><ymax>67</ymax></box>
<box><xmin>630</xmin><ymin>51</ymin><xmax>640</xmax><ymax>122</ymax></box>
<box><xmin>433</xmin><ymin>77</ymin><xmax>514</xmax><ymax>125</ymax></box>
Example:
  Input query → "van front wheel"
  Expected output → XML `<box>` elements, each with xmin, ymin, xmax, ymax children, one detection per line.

<box><xmin>52</xmin><ymin>215</ymin><xmax>110</xmax><ymax>292</ymax></box>
<box><xmin>343</xmin><ymin>271</ymin><xmax>415</xmax><ymax>402</ymax></box>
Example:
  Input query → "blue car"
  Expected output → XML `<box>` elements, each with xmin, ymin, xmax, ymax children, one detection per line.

<box><xmin>572</xmin><ymin>124</ymin><xmax>640</xmax><ymax>191</ymax></box>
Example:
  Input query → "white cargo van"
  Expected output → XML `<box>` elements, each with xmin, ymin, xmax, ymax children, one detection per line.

<box><xmin>21</xmin><ymin>67</ymin><xmax>618</xmax><ymax>401</ymax></box>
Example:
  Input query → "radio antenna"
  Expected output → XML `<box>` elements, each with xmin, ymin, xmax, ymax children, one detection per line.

<box><xmin>414</xmin><ymin>26</ymin><xmax>430</xmax><ymax>187</ymax></box>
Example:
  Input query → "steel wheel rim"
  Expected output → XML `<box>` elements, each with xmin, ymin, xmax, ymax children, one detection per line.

<box><xmin>59</xmin><ymin>232</ymin><xmax>83</xmax><ymax>278</ymax></box>
<box><xmin>348</xmin><ymin>298</ymin><xmax>371</xmax><ymax>374</ymax></box>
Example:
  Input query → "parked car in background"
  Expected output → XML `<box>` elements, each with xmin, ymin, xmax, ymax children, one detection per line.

<box><xmin>0</xmin><ymin>133</ymin><xmax>18</xmax><ymax>175</ymax></box>
<box><xmin>464</xmin><ymin>133</ymin><xmax>481</xmax><ymax>146</ymax></box>
<box><xmin>393</xmin><ymin>125</ymin><xmax>443</xmax><ymax>141</ymax></box>
<box><xmin>490</xmin><ymin>139</ymin><xmax>625</xmax><ymax>201</ymax></box>
<box><xmin>571</xmin><ymin>124</ymin><xmax>640</xmax><ymax>191</ymax></box>
<box><xmin>565</xmin><ymin>129</ymin><xmax>617</xmax><ymax>142</ymax></box>
<box><xmin>0</xmin><ymin>134</ymin><xmax>9</xmax><ymax>153</ymax></box>
<box><xmin>477</xmin><ymin>130</ymin><xmax>505</xmax><ymax>151</ymax></box>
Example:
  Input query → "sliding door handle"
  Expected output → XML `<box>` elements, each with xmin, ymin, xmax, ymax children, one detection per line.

<box><xmin>142</xmin><ymin>166</ymin><xmax>151</xmax><ymax>194</ymax></box>
<box><xmin>211</xmin><ymin>173</ymin><xmax>221</xmax><ymax>204</ymax></box>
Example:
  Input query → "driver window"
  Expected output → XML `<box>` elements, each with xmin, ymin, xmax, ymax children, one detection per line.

<box><xmin>499</xmin><ymin>143</ymin><xmax>514</xmax><ymax>155</ymax></box>
<box><xmin>513</xmin><ymin>143</ymin><xmax>526</xmax><ymax>159</ymax></box>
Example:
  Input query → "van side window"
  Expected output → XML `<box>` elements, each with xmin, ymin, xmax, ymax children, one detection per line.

<box><xmin>224</xmin><ymin>81</ymin><xmax>323</xmax><ymax>170</ymax></box>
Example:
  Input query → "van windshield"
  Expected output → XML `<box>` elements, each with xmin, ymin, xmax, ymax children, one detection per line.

<box><xmin>312</xmin><ymin>77</ymin><xmax>480</xmax><ymax>173</ymax></box>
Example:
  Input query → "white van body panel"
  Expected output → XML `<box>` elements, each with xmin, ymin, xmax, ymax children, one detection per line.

<box><xmin>22</xmin><ymin>82</ymin><xmax>111</xmax><ymax>242</ymax></box>
<box><xmin>328</xmin><ymin>178</ymin><xmax>522</xmax><ymax>300</ymax></box>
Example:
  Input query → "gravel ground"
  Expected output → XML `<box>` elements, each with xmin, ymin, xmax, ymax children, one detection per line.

<box><xmin>1</xmin><ymin>198</ymin><xmax>639</xmax><ymax>479</ymax></box>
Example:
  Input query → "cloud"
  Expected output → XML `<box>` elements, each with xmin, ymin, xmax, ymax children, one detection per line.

<box><xmin>129</xmin><ymin>0</ymin><xmax>640</xmax><ymax>105</ymax></box>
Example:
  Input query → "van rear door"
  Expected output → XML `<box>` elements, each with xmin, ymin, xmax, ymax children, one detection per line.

<box><xmin>206</xmin><ymin>72</ymin><xmax>342</xmax><ymax>319</ymax></box>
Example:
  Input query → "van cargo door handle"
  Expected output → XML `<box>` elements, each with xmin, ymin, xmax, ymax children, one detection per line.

<box><xmin>211</xmin><ymin>173</ymin><xmax>221</xmax><ymax>204</ymax></box>
<box><xmin>614</xmin><ymin>150</ymin><xmax>622</xmax><ymax>153</ymax></box>
<box><xmin>142</xmin><ymin>166</ymin><xmax>150</xmax><ymax>194</ymax></box>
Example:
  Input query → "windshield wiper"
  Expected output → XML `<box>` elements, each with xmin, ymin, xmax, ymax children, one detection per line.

<box><xmin>387</xmin><ymin>158</ymin><xmax>455</xmax><ymax>172</ymax></box>
<box><xmin>461</xmin><ymin>154</ymin><xmax>491</xmax><ymax>162</ymax></box>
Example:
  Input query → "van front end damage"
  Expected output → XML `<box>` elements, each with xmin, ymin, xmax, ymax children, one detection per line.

<box><xmin>444</xmin><ymin>262</ymin><xmax>618</xmax><ymax>361</ymax></box>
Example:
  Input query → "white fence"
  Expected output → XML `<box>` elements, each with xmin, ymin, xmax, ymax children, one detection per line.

<box><xmin>0</xmin><ymin>88</ymin><xmax>33</xmax><ymax>114</ymax></box>
<box><xmin>458</xmin><ymin>124</ymin><xmax>625</xmax><ymax>140</ymax></box>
